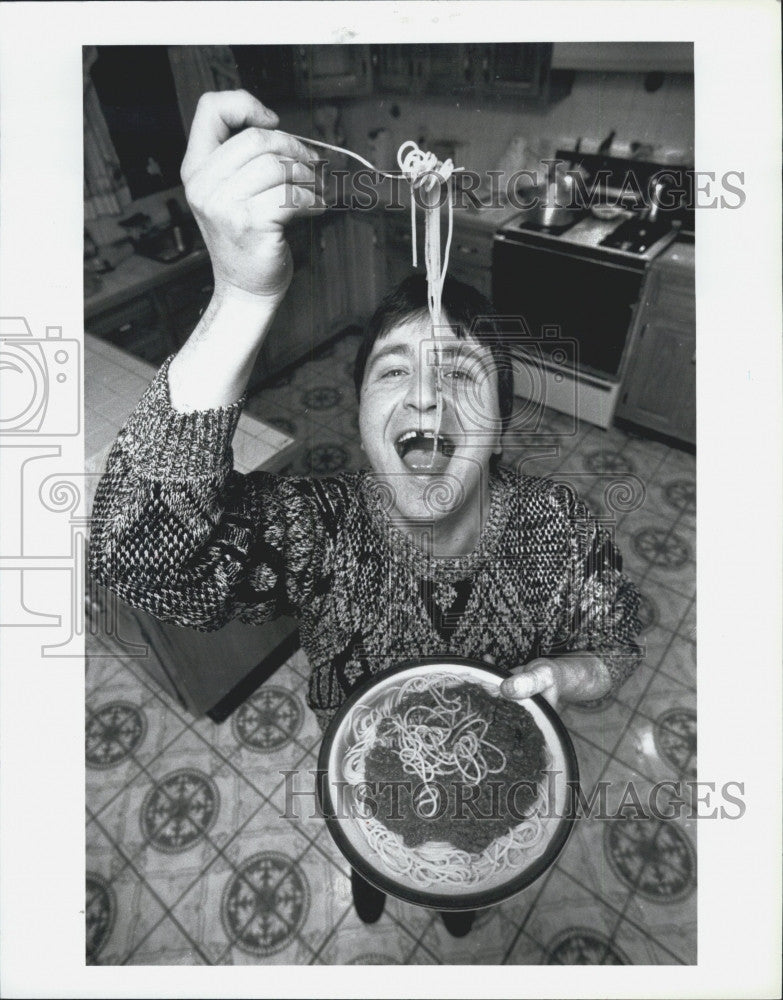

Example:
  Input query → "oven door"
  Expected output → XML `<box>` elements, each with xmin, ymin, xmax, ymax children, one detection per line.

<box><xmin>492</xmin><ymin>233</ymin><xmax>645</xmax><ymax>382</ymax></box>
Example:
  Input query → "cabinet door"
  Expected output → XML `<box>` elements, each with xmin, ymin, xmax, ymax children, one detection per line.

<box><xmin>232</xmin><ymin>45</ymin><xmax>297</xmax><ymax>104</ymax></box>
<box><xmin>489</xmin><ymin>43</ymin><xmax>550</xmax><ymax>97</ymax></box>
<box><xmin>425</xmin><ymin>44</ymin><xmax>471</xmax><ymax>94</ymax></box>
<box><xmin>314</xmin><ymin>216</ymin><xmax>352</xmax><ymax>336</ymax></box>
<box><xmin>346</xmin><ymin>214</ymin><xmax>385</xmax><ymax>321</ymax></box>
<box><xmin>87</xmin><ymin>293</ymin><xmax>173</xmax><ymax>365</ymax></box>
<box><xmin>257</xmin><ymin>263</ymin><xmax>316</xmax><ymax>384</ymax></box>
<box><xmin>617</xmin><ymin>319</ymin><xmax>695</xmax><ymax>443</ymax></box>
<box><xmin>372</xmin><ymin>44</ymin><xmax>427</xmax><ymax>94</ymax></box>
<box><xmin>294</xmin><ymin>45</ymin><xmax>371</xmax><ymax>99</ymax></box>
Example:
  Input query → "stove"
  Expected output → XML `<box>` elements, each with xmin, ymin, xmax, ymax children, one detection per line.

<box><xmin>491</xmin><ymin>151</ymin><xmax>692</xmax><ymax>429</ymax></box>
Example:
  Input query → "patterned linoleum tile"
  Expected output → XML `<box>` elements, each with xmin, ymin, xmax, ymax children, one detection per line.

<box><xmin>521</xmin><ymin>869</ymin><xmax>623</xmax><ymax>963</ymax></box>
<box><xmin>502</xmin><ymin>446</ymin><xmax>564</xmax><ymax>479</ymax></box>
<box><xmin>503</xmin><ymin>929</ymin><xmax>547</xmax><ymax>964</ymax></box>
<box><xmin>613</xmin><ymin>659</ymin><xmax>657</xmax><ymax>712</ymax></box>
<box><xmin>678</xmin><ymin>599</ymin><xmax>697</xmax><ymax>644</ymax></box>
<box><xmin>286</xmin><ymin>647</ymin><xmax>313</xmax><ymax>681</ymax></box>
<box><xmin>284</xmin><ymin>378</ymin><xmax>352</xmax><ymax>418</ymax></box>
<box><xmin>611</xmin><ymin>709</ymin><xmax>695</xmax><ymax>786</ymax></box>
<box><xmin>621</xmin><ymin>435</ymin><xmax>673</xmax><ymax>476</ymax></box>
<box><xmin>215</xmin><ymin>803</ymin><xmax>340</xmax><ymax>963</ymax></box>
<box><xmin>569</xmin><ymin>733</ymin><xmax>609</xmax><ymax>792</ymax></box>
<box><xmin>146</xmin><ymin>729</ymin><xmax>268</xmax><ymax>846</ymax></box>
<box><xmin>637</xmin><ymin>579</ymin><xmax>692</xmax><ymax>636</ymax></box>
<box><xmin>611</xmin><ymin>914</ymin><xmax>689</xmax><ymax>965</ymax></box>
<box><xmin>638</xmin><ymin>535</ymin><xmax>696</xmax><ymax>600</ymax></box>
<box><xmin>87</xmin><ymin>816</ymin><xmax>132</xmax><ymax>885</ymax></box>
<box><xmin>85</xmin><ymin>665</ymin><xmax>153</xmax><ymax>712</ymax></box>
<box><xmin>554</xmin><ymin>814</ymin><xmax>633</xmax><ymax>913</ymax></box>
<box><xmin>316</xmin><ymin>906</ymin><xmax>421</xmax><ymax>965</ymax></box>
<box><xmin>88</xmin><ymin>865</ymin><xmax>168</xmax><ymax>965</ymax></box>
<box><xmin>413</xmin><ymin>904</ymin><xmax>519</xmax><ymax>964</ymax></box>
<box><xmin>621</xmin><ymin>869</ymin><xmax>697</xmax><ymax>964</ymax></box>
<box><xmin>86</xmin><ymin>699</ymin><xmax>149</xmax><ymax>814</ymax></box>
<box><xmin>127</xmin><ymin>693</ymin><xmax>189</xmax><ymax>768</ymax></box>
<box><xmin>85</xmin><ymin>654</ymin><xmax>125</xmax><ymax>695</ymax></box>
<box><xmin>637</xmin><ymin>623</ymin><xmax>676</xmax><ymax>673</ymax></box>
<box><xmin>292</xmin><ymin>429</ymin><xmax>366</xmax><ymax>478</ymax></box>
<box><xmin>166</xmin><ymin>852</ymin><xmax>268</xmax><ymax>964</ymax></box>
<box><xmin>230</xmin><ymin>716</ymin><xmax>315</xmax><ymax>808</ymax></box>
<box><xmin>655</xmin><ymin>633</ymin><xmax>696</xmax><ymax>688</ymax></box>
<box><xmin>635</xmin><ymin>670</ymin><xmax>696</xmax><ymax>729</ymax></box>
<box><xmin>126</xmin><ymin>916</ymin><xmax>206</xmax><ymax>965</ymax></box>
<box><xmin>558</xmin><ymin>697</ymin><xmax>633</xmax><ymax>758</ymax></box>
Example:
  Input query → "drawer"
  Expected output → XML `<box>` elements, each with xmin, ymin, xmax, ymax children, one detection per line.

<box><xmin>87</xmin><ymin>294</ymin><xmax>158</xmax><ymax>338</ymax></box>
<box><xmin>448</xmin><ymin>225</ymin><xmax>493</xmax><ymax>269</ymax></box>
<box><xmin>161</xmin><ymin>268</ymin><xmax>214</xmax><ymax>314</ymax></box>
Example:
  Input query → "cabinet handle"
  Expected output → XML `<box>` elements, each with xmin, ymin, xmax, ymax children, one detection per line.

<box><xmin>119</xmin><ymin>322</ymin><xmax>133</xmax><ymax>333</ymax></box>
<box><xmin>458</xmin><ymin>244</ymin><xmax>477</xmax><ymax>255</ymax></box>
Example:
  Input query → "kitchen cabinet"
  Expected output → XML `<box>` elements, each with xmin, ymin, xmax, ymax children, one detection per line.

<box><xmin>232</xmin><ymin>45</ymin><xmax>297</xmax><ymax>104</ymax></box>
<box><xmin>87</xmin><ymin>260</ymin><xmax>214</xmax><ymax>365</ymax></box>
<box><xmin>423</xmin><ymin>43</ymin><xmax>552</xmax><ymax>102</ymax></box>
<box><xmin>551</xmin><ymin>42</ymin><xmax>693</xmax><ymax>74</ymax></box>
<box><xmin>294</xmin><ymin>44</ymin><xmax>372</xmax><ymax>99</ymax></box>
<box><xmin>616</xmin><ymin>244</ymin><xmax>695</xmax><ymax>445</ymax></box>
<box><xmin>345</xmin><ymin>213</ymin><xmax>386</xmax><ymax>322</ymax></box>
<box><xmin>371</xmin><ymin>44</ymin><xmax>428</xmax><ymax>95</ymax></box>
<box><xmin>89</xmin><ymin>577</ymin><xmax>299</xmax><ymax>720</ymax></box>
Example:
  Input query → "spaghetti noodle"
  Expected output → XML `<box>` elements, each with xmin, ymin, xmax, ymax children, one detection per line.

<box><xmin>283</xmin><ymin>132</ymin><xmax>459</xmax><ymax>468</ymax></box>
<box><xmin>341</xmin><ymin>674</ymin><xmax>552</xmax><ymax>889</ymax></box>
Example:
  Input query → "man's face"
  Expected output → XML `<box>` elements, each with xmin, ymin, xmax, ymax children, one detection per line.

<box><xmin>358</xmin><ymin>314</ymin><xmax>503</xmax><ymax>526</ymax></box>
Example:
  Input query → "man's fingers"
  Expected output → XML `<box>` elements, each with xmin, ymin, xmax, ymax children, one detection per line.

<box><xmin>194</xmin><ymin>127</ymin><xmax>319</xmax><ymax>187</ymax></box>
<box><xmin>220</xmin><ymin>153</ymin><xmax>320</xmax><ymax>203</ymax></box>
<box><xmin>247</xmin><ymin>184</ymin><xmax>327</xmax><ymax>226</ymax></box>
<box><xmin>499</xmin><ymin>663</ymin><xmax>555</xmax><ymax>701</ymax></box>
<box><xmin>182</xmin><ymin>90</ymin><xmax>279</xmax><ymax>176</ymax></box>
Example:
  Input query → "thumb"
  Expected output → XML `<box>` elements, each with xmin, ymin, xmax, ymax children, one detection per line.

<box><xmin>500</xmin><ymin>663</ymin><xmax>555</xmax><ymax>701</ymax></box>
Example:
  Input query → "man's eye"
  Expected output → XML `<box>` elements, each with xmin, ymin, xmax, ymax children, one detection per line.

<box><xmin>381</xmin><ymin>367</ymin><xmax>407</xmax><ymax>379</ymax></box>
<box><xmin>444</xmin><ymin>368</ymin><xmax>474</xmax><ymax>383</ymax></box>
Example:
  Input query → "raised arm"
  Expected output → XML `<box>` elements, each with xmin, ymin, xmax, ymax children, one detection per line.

<box><xmin>89</xmin><ymin>91</ymin><xmax>328</xmax><ymax>629</ymax></box>
<box><xmin>167</xmin><ymin>89</ymin><xmax>324</xmax><ymax>409</ymax></box>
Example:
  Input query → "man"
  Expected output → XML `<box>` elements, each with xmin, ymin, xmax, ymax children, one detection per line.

<box><xmin>90</xmin><ymin>90</ymin><xmax>641</xmax><ymax>937</ymax></box>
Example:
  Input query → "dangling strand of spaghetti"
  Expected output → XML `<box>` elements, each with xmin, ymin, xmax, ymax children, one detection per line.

<box><xmin>282</xmin><ymin>132</ymin><xmax>460</xmax><ymax>469</ymax></box>
<box><xmin>396</xmin><ymin>142</ymin><xmax>457</xmax><ymax>467</ymax></box>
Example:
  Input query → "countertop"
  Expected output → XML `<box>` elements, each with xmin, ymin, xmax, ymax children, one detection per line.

<box><xmin>85</xmin><ymin>247</ymin><xmax>212</xmax><ymax>320</ymax></box>
<box><xmin>85</xmin><ymin>333</ymin><xmax>296</xmax><ymax>511</ymax></box>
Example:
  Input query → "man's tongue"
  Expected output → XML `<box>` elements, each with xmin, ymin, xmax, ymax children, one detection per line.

<box><xmin>399</xmin><ymin>435</ymin><xmax>452</xmax><ymax>473</ymax></box>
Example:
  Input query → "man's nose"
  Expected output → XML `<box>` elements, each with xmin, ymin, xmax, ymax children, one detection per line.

<box><xmin>403</xmin><ymin>364</ymin><xmax>439</xmax><ymax>412</ymax></box>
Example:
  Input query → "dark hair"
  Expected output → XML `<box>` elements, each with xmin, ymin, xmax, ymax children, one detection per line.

<box><xmin>353</xmin><ymin>275</ymin><xmax>514</xmax><ymax>450</ymax></box>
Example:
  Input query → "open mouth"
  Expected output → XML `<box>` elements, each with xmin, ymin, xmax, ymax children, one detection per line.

<box><xmin>395</xmin><ymin>430</ymin><xmax>456</xmax><ymax>471</ymax></box>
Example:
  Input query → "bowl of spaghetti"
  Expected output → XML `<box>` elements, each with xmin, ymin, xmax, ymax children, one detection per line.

<box><xmin>317</xmin><ymin>657</ymin><xmax>579</xmax><ymax>910</ymax></box>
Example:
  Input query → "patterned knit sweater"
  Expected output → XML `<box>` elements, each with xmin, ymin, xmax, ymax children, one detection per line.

<box><xmin>89</xmin><ymin>360</ymin><xmax>642</xmax><ymax>729</ymax></box>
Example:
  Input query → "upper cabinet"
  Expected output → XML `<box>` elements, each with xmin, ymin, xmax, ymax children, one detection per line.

<box><xmin>294</xmin><ymin>45</ymin><xmax>372</xmax><ymax>99</ymax></box>
<box><xmin>372</xmin><ymin>44</ymin><xmax>428</xmax><ymax>95</ymax></box>
<box><xmin>551</xmin><ymin>42</ymin><xmax>693</xmax><ymax>74</ymax></box>
<box><xmin>374</xmin><ymin>43</ymin><xmax>554</xmax><ymax>102</ymax></box>
<box><xmin>234</xmin><ymin>44</ymin><xmax>556</xmax><ymax>103</ymax></box>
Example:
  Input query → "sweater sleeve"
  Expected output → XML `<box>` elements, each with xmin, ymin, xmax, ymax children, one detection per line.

<box><xmin>541</xmin><ymin>483</ymin><xmax>643</xmax><ymax>696</ymax></box>
<box><xmin>88</xmin><ymin>358</ymin><xmax>327</xmax><ymax>631</ymax></box>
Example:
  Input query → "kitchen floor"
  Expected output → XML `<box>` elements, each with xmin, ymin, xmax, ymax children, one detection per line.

<box><xmin>86</xmin><ymin>330</ymin><xmax>696</xmax><ymax>965</ymax></box>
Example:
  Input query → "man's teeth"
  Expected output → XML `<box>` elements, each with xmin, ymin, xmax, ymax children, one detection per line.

<box><xmin>395</xmin><ymin>431</ymin><xmax>455</xmax><ymax>458</ymax></box>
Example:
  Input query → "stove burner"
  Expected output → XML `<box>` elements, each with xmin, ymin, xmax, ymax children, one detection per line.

<box><xmin>516</xmin><ymin>216</ymin><xmax>582</xmax><ymax>236</ymax></box>
<box><xmin>599</xmin><ymin>217</ymin><xmax>673</xmax><ymax>254</ymax></box>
